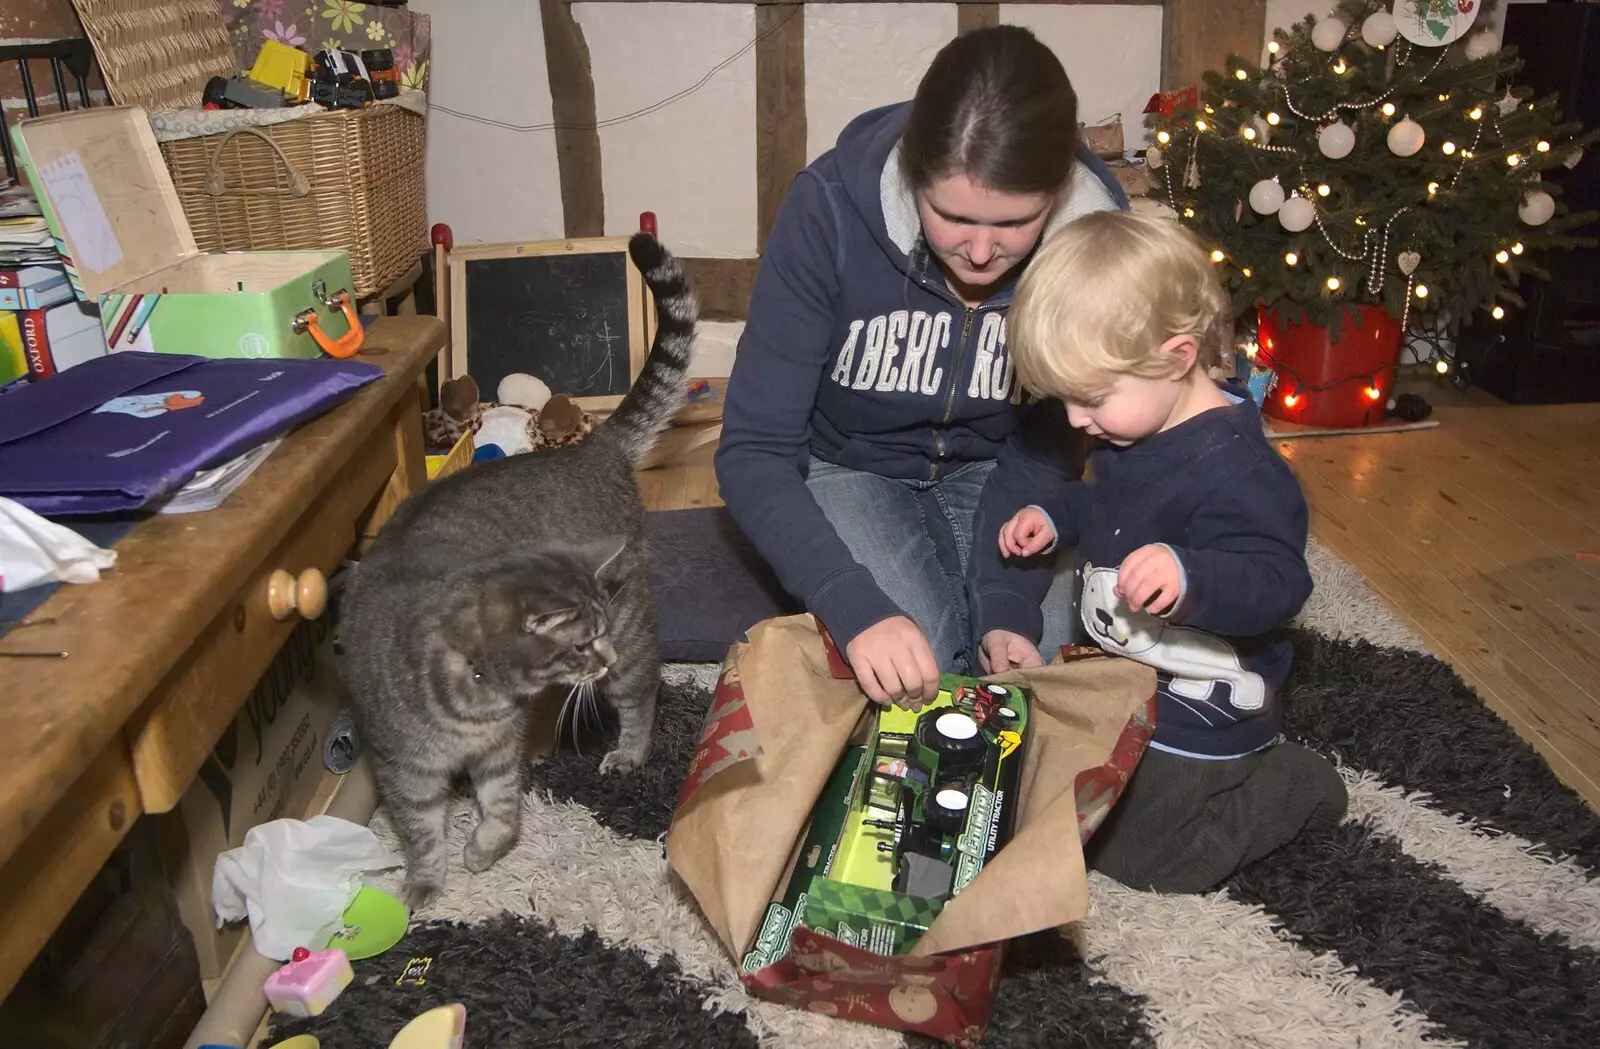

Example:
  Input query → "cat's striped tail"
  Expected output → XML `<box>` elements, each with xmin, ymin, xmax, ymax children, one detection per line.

<box><xmin>598</xmin><ymin>233</ymin><xmax>699</xmax><ymax>467</ymax></box>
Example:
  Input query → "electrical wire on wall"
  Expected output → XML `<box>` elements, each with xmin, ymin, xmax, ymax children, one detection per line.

<box><xmin>428</xmin><ymin>7</ymin><xmax>799</xmax><ymax>134</ymax></box>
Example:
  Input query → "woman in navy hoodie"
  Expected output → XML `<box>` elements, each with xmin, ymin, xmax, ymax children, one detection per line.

<box><xmin>715</xmin><ymin>26</ymin><xmax>1128</xmax><ymax>705</ymax></box>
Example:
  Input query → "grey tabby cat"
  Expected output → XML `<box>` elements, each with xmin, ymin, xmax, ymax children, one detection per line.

<box><xmin>339</xmin><ymin>233</ymin><xmax>697</xmax><ymax>908</ymax></box>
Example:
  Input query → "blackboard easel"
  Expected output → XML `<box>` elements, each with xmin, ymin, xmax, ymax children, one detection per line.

<box><xmin>447</xmin><ymin>236</ymin><xmax>658</xmax><ymax>412</ymax></box>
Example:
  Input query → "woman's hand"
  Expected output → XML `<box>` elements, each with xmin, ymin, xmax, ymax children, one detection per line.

<box><xmin>846</xmin><ymin>616</ymin><xmax>941</xmax><ymax>709</ymax></box>
<box><xmin>978</xmin><ymin>630</ymin><xmax>1045</xmax><ymax>674</ymax></box>
<box><xmin>999</xmin><ymin>506</ymin><xmax>1056</xmax><ymax>558</ymax></box>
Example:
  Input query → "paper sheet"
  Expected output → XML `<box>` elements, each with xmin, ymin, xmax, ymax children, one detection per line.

<box><xmin>36</xmin><ymin>150</ymin><xmax>123</xmax><ymax>274</ymax></box>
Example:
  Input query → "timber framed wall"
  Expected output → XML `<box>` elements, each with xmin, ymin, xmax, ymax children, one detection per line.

<box><xmin>420</xmin><ymin>0</ymin><xmax>1273</xmax><ymax>336</ymax></box>
<box><xmin>536</xmin><ymin>0</ymin><xmax>1263</xmax><ymax>322</ymax></box>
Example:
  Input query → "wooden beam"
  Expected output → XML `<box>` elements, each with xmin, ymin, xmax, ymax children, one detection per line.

<box><xmin>540</xmin><ymin>0</ymin><xmax>604</xmax><ymax>238</ymax></box>
<box><xmin>957</xmin><ymin>4</ymin><xmax>1000</xmax><ymax>33</ymax></box>
<box><xmin>755</xmin><ymin>4</ymin><xmax>807</xmax><ymax>254</ymax></box>
<box><xmin>682</xmin><ymin>258</ymin><xmax>759</xmax><ymax>322</ymax></box>
<box><xmin>1161</xmin><ymin>0</ymin><xmax>1266</xmax><ymax>91</ymax></box>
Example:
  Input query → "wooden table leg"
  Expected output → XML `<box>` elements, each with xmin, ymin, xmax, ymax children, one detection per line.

<box><xmin>0</xmin><ymin>741</ymin><xmax>142</xmax><ymax>999</ymax></box>
<box><xmin>358</xmin><ymin>383</ymin><xmax>428</xmax><ymax>552</ymax></box>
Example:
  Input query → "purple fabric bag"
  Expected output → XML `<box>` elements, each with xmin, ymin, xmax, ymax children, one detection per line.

<box><xmin>0</xmin><ymin>352</ymin><xmax>383</xmax><ymax>515</ymax></box>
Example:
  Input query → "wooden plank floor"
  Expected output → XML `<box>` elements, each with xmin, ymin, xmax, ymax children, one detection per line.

<box><xmin>640</xmin><ymin>402</ymin><xmax>1600</xmax><ymax>810</ymax></box>
<box><xmin>1277</xmin><ymin>402</ymin><xmax>1600</xmax><ymax>810</ymax></box>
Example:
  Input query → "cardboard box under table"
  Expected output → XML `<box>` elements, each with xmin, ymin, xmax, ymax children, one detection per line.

<box><xmin>13</xmin><ymin>106</ymin><xmax>364</xmax><ymax>362</ymax></box>
<box><xmin>666</xmin><ymin>615</ymin><xmax>1159</xmax><ymax>1047</ymax></box>
<box><xmin>161</xmin><ymin>618</ymin><xmax>349</xmax><ymax>980</ymax></box>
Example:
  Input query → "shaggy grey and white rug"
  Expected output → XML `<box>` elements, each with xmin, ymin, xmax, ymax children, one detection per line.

<box><xmin>271</xmin><ymin>538</ymin><xmax>1600</xmax><ymax>1048</ymax></box>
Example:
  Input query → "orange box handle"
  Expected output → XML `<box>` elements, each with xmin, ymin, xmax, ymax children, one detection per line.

<box><xmin>295</xmin><ymin>290</ymin><xmax>365</xmax><ymax>358</ymax></box>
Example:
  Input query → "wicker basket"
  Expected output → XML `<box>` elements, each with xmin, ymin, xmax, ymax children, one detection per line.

<box><xmin>69</xmin><ymin>0</ymin><xmax>427</xmax><ymax>300</ymax></box>
<box><xmin>158</xmin><ymin>107</ymin><xmax>426</xmax><ymax>300</ymax></box>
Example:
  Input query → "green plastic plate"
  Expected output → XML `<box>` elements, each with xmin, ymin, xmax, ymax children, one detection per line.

<box><xmin>322</xmin><ymin>886</ymin><xmax>409</xmax><ymax>960</ymax></box>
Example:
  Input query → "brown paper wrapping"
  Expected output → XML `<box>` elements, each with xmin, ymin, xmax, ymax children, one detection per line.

<box><xmin>666</xmin><ymin>614</ymin><xmax>1157</xmax><ymax>961</ymax></box>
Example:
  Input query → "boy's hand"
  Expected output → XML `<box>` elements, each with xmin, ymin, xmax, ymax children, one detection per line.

<box><xmin>999</xmin><ymin>507</ymin><xmax>1056</xmax><ymax>558</ymax></box>
<box><xmin>846</xmin><ymin>615</ymin><xmax>941</xmax><ymax>710</ymax></box>
<box><xmin>978</xmin><ymin>630</ymin><xmax>1045</xmax><ymax>674</ymax></box>
<box><xmin>1116</xmin><ymin>545</ymin><xmax>1183</xmax><ymax>614</ymax></box>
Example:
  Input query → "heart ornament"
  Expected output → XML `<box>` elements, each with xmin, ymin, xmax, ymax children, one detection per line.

<box><xmin>1397</xmin><ymin>251</ymin><xmax>1421</xmax><ymax>276</ymax></box>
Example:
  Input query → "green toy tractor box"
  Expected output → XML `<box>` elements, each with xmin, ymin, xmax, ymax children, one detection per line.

<box><xmin>741</xmin><ymin>675</ymin><xmax>1029</xmax><ymax>969</ymax></box>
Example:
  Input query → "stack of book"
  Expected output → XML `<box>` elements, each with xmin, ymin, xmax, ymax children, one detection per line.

<box><xmin>0</xmin><ymin>185</ymin><xmax>104</xmax><ymax>384</ymax></box>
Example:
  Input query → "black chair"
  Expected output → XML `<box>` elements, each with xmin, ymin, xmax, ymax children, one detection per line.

<box><xmin>0</xmin><ymin>38</ymin><xmax>98</xmax><ymax>185</ymax></box>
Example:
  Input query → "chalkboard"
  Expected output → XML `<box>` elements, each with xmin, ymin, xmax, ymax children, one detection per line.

<box><xmin>449</xmin><ymin>237</ymin><xmax>650</xmax><ymax>410</ymax></box>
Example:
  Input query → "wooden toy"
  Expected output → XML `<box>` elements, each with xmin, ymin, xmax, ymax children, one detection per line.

<box><xmin>265</xmin><ymin>946</ymin><xmax>354</xmax><ymax>1018</ymax></box>
<box><xmin>388</xmin><ymin>1004</ymin><xmax>467</xmax><ymax>1049</ymax></box>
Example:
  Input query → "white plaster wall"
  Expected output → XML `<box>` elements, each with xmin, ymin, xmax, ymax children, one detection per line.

<box><xmin>1000</xmin><ymin>4</ymin><xmax>1163</xmax><ymax>149</ymax></box>
<box><xmin>693</xmin><ymin>321</ymin><xmax>744</xmax><ymax>377</ymax></box>
<box><xmin>574</xmin><ymin>2</ymin><xmax>758</xmax><ymax>257</ymax></box>
<box><xmin>803</xmin><ymin>4</ymin><xmax>957</xmax><ymax>162</ymax></box>
<box><xmin>409</xmin><ymin>0</ymin><xmax>564</xmax><ymax>245</ymax></box>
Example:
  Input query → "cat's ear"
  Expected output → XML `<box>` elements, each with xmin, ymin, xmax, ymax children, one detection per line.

<box><xmin>569</xmin><ymin>535</ymin><xmax>628</xmax><ymax>595</ymax></box>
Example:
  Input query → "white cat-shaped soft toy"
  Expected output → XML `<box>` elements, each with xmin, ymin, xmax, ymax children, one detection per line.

<box><xmin>1079</xmin><ymin>562</ymin><xmax>1266</xmax><ymax>714</ymax></box>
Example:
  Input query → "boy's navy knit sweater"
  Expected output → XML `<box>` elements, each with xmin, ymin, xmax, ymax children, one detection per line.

<box><xmin>983</xmin><ymin>394</ymin><xmax>1313</xmax><ymax>759</ymax></box>
<box><xmin>713</xmin><ymin>102</ymin><xmax>1127</xmax><ymax>651</ymax></box>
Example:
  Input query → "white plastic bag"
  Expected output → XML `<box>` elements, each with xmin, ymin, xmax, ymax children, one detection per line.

<box><xmin>212</xmin><ymin>814</ymin><xmax>403</xmax><ymax>961</ymax></box>
<box><xmin>0</xmin><ymin>496</ymin><xmax>117</xmax><ymax>593</ymax></box>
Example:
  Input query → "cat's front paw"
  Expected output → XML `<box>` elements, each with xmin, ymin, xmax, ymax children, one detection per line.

<box><xmin>402</xmin><ymin>878</ymin><xmax>443</xmax><ymax>912</ymax></box>
<box><xmin>598</xmin><ymin>746</ymin><xmax>646</xmax><ymax>775</ymax></box>
<box><xmin>463</xmin><ymin>823</ymin><xmax>517</xmax><ymax>873</ymax></box>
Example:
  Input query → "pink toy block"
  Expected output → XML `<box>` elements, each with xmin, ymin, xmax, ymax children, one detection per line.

<box><xmin>265</xmin><ymin>946</ymin><xmax>354</xmax><ymax>1018</ymax></box>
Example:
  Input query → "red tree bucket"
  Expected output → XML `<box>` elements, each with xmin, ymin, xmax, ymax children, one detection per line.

<box><xmin>1258</xmin><ymin>305</ymin><xmax>1404</xmax><ymax>429</ymax></box>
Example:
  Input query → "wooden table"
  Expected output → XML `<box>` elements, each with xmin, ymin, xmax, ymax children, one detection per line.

<box><xmin>0</xmin><ymin>316</ymin><xmax>444</xmax><ymax>999</ymax></box>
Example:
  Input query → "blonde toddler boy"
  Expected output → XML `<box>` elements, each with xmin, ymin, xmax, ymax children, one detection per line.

<box><xmin>978</xmin><ymin>210</ymin><xmax>1347</xmax><ymax>893</ymax></box>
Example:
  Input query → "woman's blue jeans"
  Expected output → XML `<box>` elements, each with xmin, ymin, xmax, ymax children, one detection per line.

<box><xmin>805</xmin><ymin>456</ymin><xmax>1078</xmax><ymax>674</ymax></box>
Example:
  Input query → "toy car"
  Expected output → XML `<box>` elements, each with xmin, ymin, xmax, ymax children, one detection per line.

<box><xmin>362</xmin><ymin>49</ymin><xmax>401</xmax><ymax>100</ymax></box>
<box><xmin>741</xmin><ymin>675</ymin><xmax>1029</xmax><ymax>968</ymax></box>
<box><xmin>249</xmin><ymin>40</ymin><xmax>312</xmax><ymax>103</ymax></box>
<box><xmin>203</xmin><ymin>74</ymin><xmax>289</xmax><ymax>111</ymax></box>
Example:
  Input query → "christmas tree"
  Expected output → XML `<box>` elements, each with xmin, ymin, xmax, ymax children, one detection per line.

<box><xmin>1145</xmin><ymin>0</ymin><xmax>1598</xmax><ymax>356</ymax></box>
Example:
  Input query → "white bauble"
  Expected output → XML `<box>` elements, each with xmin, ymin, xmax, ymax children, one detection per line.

<box><xmin>1146</xmin><ymin>145</ymin><xmax>1164</xmax><ymax>169</ymax></box>
<box><xmin>1249</xmin><ymin>114</ymin><xmax>1273</xmax><ymax>144</ymax></box>
<box><xmin>1312</xmin><ymin>17</ymin><xmax>1347</xmax><ymax>52</ymax></box>
<box><xmin>1518</xmin><ymin>189</ymin><xmax>1555</xmax><ymax>226</ymax></box>
<box><xmin>1463</xmin><ymin>30</ymin><xmax>1500</xmax><ymax>61</ymax></box>
<box><xmin>497</xmin><ymin>372</ymin><xmax>552</xmax><ymax>411</ymax></box>
<box><xmin>1361</xmin><ymin>11</ymin><xmax>1398</xmax><ymax>47</ymax></box>
<box><xmin>1318</xmin><ymin>121</ymin><xmax>1356</xmax><ymax>159</ymax></box>
<box><xmin>1278</xmin><ymin>195</ymin><xmax>1316</xmax><ymax>232</ymax></box>
<box><xmin>1386</xmin><ymin>118</ymin><xmax>1425</xmax><ymax>157</ymax></box>
<box><xmin>1249</xmin><ymin>178</ymin><xmax>1286</xmax><ymax>215</ymax></box>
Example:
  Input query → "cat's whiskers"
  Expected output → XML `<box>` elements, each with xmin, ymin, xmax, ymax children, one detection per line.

<box><xmin>581</xmin><ymin>680</ymin><xmax>602</xmax><ymax>733</ymax></box>
<box><xmin>556</xmin><ymin>681</ymin><xmax>583</xmax><ymax>755</ymax></box>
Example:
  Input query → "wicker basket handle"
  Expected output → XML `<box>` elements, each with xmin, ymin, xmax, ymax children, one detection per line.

<box><xmin>203</xmin><ymin>127</ymin><xmax>312</xmax><ymax>198</ymax></box>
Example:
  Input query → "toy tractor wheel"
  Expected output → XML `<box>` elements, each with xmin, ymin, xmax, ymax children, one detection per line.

<box><xmin>925</xmin><ymin>787</ymin><xmax>971</xmax><ymax>836</ymax></box>
<box><xmin>918</xmin><ymin>710</ymin><xmax>986</xmax><ymax>770</ymax></box>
